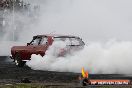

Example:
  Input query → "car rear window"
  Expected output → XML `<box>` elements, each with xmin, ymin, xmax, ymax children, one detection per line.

<box><xmin>54</xmin><ymin>37</ymin><xmax>83</xmax><ymax>46</ymax></box>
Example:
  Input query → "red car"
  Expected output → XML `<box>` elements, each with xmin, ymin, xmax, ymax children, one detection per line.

<box><xmin>10</xmin><ymin>34</ymin><xmax>85</xmax><ymax>67</ymax></box>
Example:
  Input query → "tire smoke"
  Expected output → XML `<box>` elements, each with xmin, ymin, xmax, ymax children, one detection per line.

<box><xmin>26</xmin><ymin>40</ymin><xmax>132</xmax><ymax>74</ymax></box>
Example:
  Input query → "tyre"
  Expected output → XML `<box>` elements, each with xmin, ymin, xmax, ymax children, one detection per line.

<box><xmin>14</xmin><ymin>53</ymin><xmax>26</xmax><ymax>67</ymax></box>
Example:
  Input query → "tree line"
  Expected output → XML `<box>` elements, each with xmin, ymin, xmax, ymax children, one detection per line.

<box><xmin>0</xmin><ymin>0</ymin><xmax>39</xmax><ymax>41</ymax></box>
<box><xmin>0</xmin><ymin>0</ymin><xmax>30</xmax><ymax>11</ymax></box>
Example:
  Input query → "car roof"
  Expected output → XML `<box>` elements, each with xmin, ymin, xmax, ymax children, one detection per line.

<box><xmin>34</xmin><ymin>34</ymin><xmax>80</xmax><ymax>38</ymax></box>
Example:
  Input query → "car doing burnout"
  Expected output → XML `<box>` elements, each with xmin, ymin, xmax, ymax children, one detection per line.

<box><xmin>10</xmin><ymin>34</ymin><xmax>85</xmax><ymax>67</ymax></box>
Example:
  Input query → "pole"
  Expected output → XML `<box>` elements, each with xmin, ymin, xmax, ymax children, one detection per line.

<box><xmin>12</xmin><ymin>0</ymin><xmax>15</xmax><ymax>41</ymax></box>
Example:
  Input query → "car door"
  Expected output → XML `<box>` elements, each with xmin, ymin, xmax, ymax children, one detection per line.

<box><xmin>19</xmin><ymin>36</ymin><xmax>48</xmax><ymax>60</ymax></box>
<box><xmin>34</xmin><ymin>36</ymin><xmax>49</xmax><ymax>56</ymax></box>
<box><xmin>21</xmin><ymin>36</ymin><xmax>41</xmax><ymax>60</ymax></box>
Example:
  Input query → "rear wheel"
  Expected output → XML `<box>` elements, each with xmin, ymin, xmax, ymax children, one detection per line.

<box><xmin>14</xmin><ymin>53</ymin><xmax>26</xmax><ymax>67</ymax></box>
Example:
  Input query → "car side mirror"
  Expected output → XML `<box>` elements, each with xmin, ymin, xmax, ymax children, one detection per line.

<box><xmin>27</xmin><ymin>43</ymin><xmax>30</xmax><ymax>46</ymax></box>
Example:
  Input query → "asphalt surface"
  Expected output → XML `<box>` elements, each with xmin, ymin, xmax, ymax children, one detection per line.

<box><xmin>0</xmin><ymin>56</ymin><xmax>80</xmax><ymax>84</ymax></box>
<box><xmin>0</xmin><ymin>56</ymin><xmax>132</xmax><ymax>87</ymax></box>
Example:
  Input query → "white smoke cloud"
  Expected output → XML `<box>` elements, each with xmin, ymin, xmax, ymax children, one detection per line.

<box><xmin>0</xmin><ymin>1</ymin><xmax>38</xmax><ymax>56</ymax></box>
<box><xmin>26</xmin><ymin>40</ymin><xmax>132</xmax><ymax>74</ymax></box>
<box><xmin>0</xmin><ymin>41</ymin><xmax>24</xmax><ymax>56</ymax></box>
<box><xmin>19</xmin><ymin>0</ymin><xmax>132</xmax><ymax>41</ymax></box>
<box><xmin>0</xmin><ymin>12</ymin><xmax>33</xmax><ymax>56</ymax></box>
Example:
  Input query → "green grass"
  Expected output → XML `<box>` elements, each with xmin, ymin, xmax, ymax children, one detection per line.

<box><xmin>0</xmin><ymin>83</ymin><xmax>74</xmax><ymax>88</ymax></box>
<box><xmin>0</xmin><ymin>83</ymin><xmax>132</xmax><ymax>88</ymax></box>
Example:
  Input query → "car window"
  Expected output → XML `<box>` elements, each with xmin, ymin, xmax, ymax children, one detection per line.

<box><xmin>70</xmin><ymin>38</ymin><xmax>80</xmax><ymax>45</ymax></box>
<box><xmin>54</xmin><ymin>37</ymin><xmax>82</xmax><ymax>46</ymax></box>
<box><xmin>31</xmin><ymin>37</ymin><xmax>41</xmax><ymax>45</ymax></box>
<box><xmin>40</xmin><ymin>37</ymin><xmax>48</xmax><ymax>45</ymax></box>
